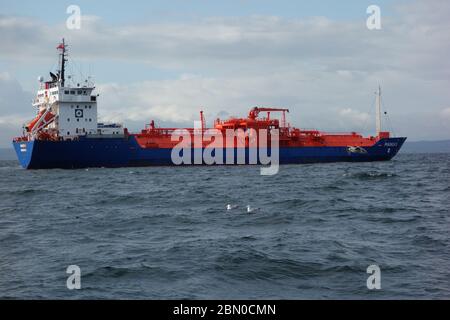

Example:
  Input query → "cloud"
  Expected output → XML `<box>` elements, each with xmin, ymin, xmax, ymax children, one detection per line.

<box><xmin>92</xmin><ymin>71</ymin><xmax>386</xmax><ymax>138</ymax></box>
<box><xmin>0</xmin><ymin>72</ymin><xmax>35</xmax><ymax>146</ymax></box>
<box><xmin>1</xmin><ymin>3</ymin><xmax>449</xmax><ymax>79</ymax></box>
<box><xmin>0</xmin><ymin>0</ymin><xmax>450</xmax><ymax>145</ymax></box>
<box><xmin>337</xmin><ymin>108</ymin><xmax>371</xmax><ymax>131</ymax></box>
<box><xmin>441</xmin><ymin>108</ymin><xmax>450</xmax><ymax>120</ymax></box>
<box><xmin>0</xmin><ymin>72</ymin><xmax>34</xmax><ymax>124</ymax></box>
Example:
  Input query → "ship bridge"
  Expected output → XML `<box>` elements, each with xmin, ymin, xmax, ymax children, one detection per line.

<box><xmin>24</xmin><ymin>39</ymin><xmax>123</xmax><ymax>141</ymax></box>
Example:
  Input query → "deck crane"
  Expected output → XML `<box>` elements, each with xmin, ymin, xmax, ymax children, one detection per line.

<box><xmin>248</xmin><ymin>107</ymin><xmax>290</xmax><ymax>128</ymax></box>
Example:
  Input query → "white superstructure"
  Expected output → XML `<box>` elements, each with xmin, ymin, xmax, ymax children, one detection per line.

<box><xmin>26</xmin><ymin>39</ymin><xmax>123</xmax><ymax>141</ymax></box>
<box><xmin>33</xmin><ymin>82</ymin><xmax>98</xmax><ymax>138</ymax></box>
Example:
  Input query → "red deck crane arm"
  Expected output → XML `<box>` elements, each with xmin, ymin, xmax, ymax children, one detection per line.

<box><xmin>248</xmin><ymin>107</ymin><xmax>290</xmax><ymax>119</ymax></box>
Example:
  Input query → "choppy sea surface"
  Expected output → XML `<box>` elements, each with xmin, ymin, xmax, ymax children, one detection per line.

<box><xmin>0</xmin><ymin>153</ymin><xmax>449</xmax><ymax>299</ymax></box>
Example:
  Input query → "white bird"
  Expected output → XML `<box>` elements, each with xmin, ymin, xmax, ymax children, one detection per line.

<box><xmin>246</xmin><ymin>205</ymin><xmax>260</xmax><ymax>214</ymax></box>
<box><xmin>226</xmin><ymin>204</ymin><xmax>238</xmax><ymax>211</ymax></box>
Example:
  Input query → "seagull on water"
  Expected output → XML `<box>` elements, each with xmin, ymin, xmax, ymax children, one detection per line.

<box><xmin>246</xmin><ymin>205</ymin><xmax>260</xmax><ymax>214</ymax></box>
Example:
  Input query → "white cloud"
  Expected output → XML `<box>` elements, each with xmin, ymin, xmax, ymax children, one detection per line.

<box><xmin>0</xmin><ymin>3</ymin><xmax>449</xmax><ymax>78</ymax></box>
<box><xmin>441</xmin><ymin>108</ymin><xmax>450</xmax><ymax>119</ymax></box>
<box><xmin>338</xmin><ymin>108</ymin><xmax>371</xmax><ymax>128</ymax></box>
<box><xmin>0</xmin><ymin>0</ymin><xmax>450</xmax><ymax>145</ymax></box>
<box><xmin>92</xmin><ymin>71</ymin><xmax>382</xmax><ymax>137</ymax></box>
<box><xmin>0</xmin><ymin>73</ymin><xmax>34</xmax><ymax>146</ymax></box>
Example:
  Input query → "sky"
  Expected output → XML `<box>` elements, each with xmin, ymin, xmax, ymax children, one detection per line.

<box><xmin>0</xmin><ymin>0</ymin><xmax>449</xmax><ymax>147</ymax></box>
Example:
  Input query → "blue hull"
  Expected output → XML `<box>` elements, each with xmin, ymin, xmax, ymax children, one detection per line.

<box><xmin>12</xmin><ymin>136</ymin><xmax>406</xmax><ymax>169</ymax></box>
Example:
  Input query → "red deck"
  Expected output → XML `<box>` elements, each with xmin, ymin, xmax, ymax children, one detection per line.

<box><xmin>133</xmin><ymin>107</ymin><xmax>390</xmax><ymax>149</ymax></box>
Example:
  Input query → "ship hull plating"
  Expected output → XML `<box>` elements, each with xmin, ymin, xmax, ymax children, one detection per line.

<box><xmin>13</xmin><ymin>136</ymin><xmax>406</xmax><ymax>169</ymax></box>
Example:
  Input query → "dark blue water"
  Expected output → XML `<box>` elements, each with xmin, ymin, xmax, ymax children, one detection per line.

<box><xmin>0</xmin><ymin>153</ymin><xmax>449</xmax><ymax>299</ymax></box>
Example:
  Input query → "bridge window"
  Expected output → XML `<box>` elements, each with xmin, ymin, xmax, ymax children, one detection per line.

<box><xmin>70</xmin><ymin>91</ymin><xmax>75</xmax><ymax>94</ymax></box>
<box><xmin>67</xmin><ymin>118</ymin><xmax>70</xmax><ymax>122</ymax></box>
<box><xmin>64</xmin><ymin>90</ymin><xmax>69</xmax><ymax>94</ymax></box>
<box><xmin>77</xmin><ymin>90</ymin><xmax>82</xmax><ymax>94</ymax></box>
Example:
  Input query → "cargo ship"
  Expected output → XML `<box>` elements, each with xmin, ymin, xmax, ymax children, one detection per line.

<box><xmin>13</xmin><ymin>40</ymin><xmax>406</xmax><ymax>169</ymax></box>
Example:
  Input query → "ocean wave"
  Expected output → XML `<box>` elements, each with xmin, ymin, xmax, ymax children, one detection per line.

<box><xmin>366</xmin><ymin>215</ymin><xmax>420</xmax><ymax>223</ymax></box>
<box><xmin>214</xmin><ymin>250</ymin><xmax>325</xmax><ymax>280</ymax></box>
<box><xmin>411</xmin><ymin>234</ymin><xmax>448</xmax><ymax>248</ymax></box>
<box><xmin>1</xmin><ymin>153</ymin><xmax>449</xmax><ymax>299</ymax></box>
<box><xmin>343</xmin><ymin>171</ymin><xmax>397</xmax><ymax>179</ymax></box>
<box><xmin>82</xmin><ymin>264</ymin><xmax>187</xmax><ymax>281</ymax></box>
<box><xmin>270</xmin><ymin>198</ymin><xmax>309</xmax><ymax>207</ymax></box>
<box><xmin>94</xmin><ymin>194</ymin><xmax>149</xmax><ymax>205</ymax></box>
<box><xmin>4</xmin><ymin>188</ymin><xmax>52</xmax><ymax>196</ymax></box>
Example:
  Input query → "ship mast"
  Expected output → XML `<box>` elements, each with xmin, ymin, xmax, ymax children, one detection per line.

<box><xmin>57</xmin><ymin>39</ymin><xmax>67</xmax><ymax>87</ymax></box>
<box><xmin>376</xmin><ymin>85</ymin><xmax>382</xmax><ymax>137</ymax></box>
